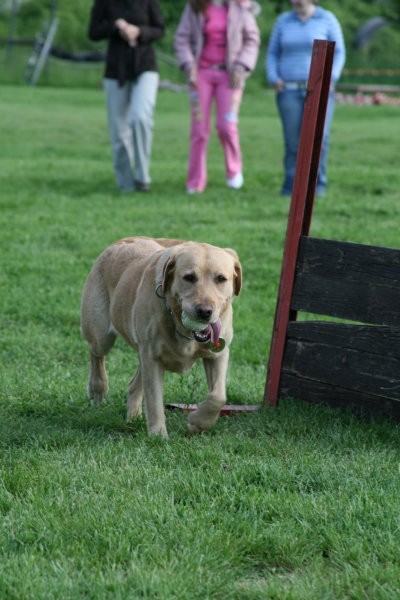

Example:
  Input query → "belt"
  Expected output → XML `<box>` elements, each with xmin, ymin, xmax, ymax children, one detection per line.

<box><xmin>284</xmin><ymin>81</ymin><xmax>308</xmax><ymax>90</ymax></box>
<box><xmin>208</xmin><ymin>63</ymin><xmax>226</xmax><ymax>71</ymax></box>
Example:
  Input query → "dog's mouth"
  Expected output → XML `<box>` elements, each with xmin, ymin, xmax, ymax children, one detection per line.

<box><xmin>181</xmin><ymin>312</ymin><xmax>222</xmax><ymax>344</ymax></box>
<box><xmin>193</xmin><ymin>320</ymin><xmax>221</xmax><ymax>344</ymax></box>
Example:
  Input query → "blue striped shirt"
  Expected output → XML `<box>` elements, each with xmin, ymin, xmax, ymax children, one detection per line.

<box><xmin>266</xmin><ymin>7</ymin><xmax>346</xmax><ymax>85</ymax></box>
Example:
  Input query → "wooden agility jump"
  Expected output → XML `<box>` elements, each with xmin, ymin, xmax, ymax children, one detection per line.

<box><xmin>264</xmin><ymin>40</ymin><xmax>400</xmax><ymax>417</ymax></box>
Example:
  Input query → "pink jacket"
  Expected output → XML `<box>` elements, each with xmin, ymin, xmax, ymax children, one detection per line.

<box><xmin>174</xmin><ymin>1</ymin><xmax>260</xmax><ymax>77</ymax></box>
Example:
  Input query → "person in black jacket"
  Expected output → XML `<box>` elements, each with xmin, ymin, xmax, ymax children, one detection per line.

<box><xmin>88</xmin><ymin>0</ymin><xmax>164</xmax><ymax>192</ymax></box>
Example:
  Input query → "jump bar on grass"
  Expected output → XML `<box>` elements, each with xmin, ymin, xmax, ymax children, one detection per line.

<box><xmin>166</xmin><ymin>404</ymin><xmax>260</xmax><ymax>415</ymax></box>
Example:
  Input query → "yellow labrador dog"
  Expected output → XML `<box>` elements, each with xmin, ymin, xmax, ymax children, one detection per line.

<box><xmin>80</xmin><ymin>237</ymin><xmax>242</xmax><ymax>437</ymax></box>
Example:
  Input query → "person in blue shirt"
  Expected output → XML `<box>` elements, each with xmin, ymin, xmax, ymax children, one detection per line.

<box><xmin>266</xmin><ymin>0</ymin><xmax>345</xmax><ymax>196</ymax></box>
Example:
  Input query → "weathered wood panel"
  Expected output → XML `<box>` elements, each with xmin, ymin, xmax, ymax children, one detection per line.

<box><xmin>283</xmin><ymin>339</ymin><xmax>400</xmax><ymax>401</ymax></box>
<box><xmin>280</xmin><ymin>373</ymin><xmax>400</xmax><ymax>418</ymax></box>
<box><xmin>281</xmin><ymin>322</ymin><xmax>400</xmax><ymax>402</ymax></box>
<box><xmin>292</xmin><ymin>237</ymin><xmax>400</xmax><ymax>326</ymax></box>
<box><xmin>287</xmin><ymin>321</ymin><xmax>400</xmax><ymax>359</ymax></box>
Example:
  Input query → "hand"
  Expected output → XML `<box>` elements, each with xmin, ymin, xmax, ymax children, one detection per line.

<box><xmin>230</xmin><ymin>67</ymin><xmax>245</xmax><ymax>90</ymax></box>
<box><xmin>274</xmin><ymin>79</ymin><xmax>285</xmax><ymax>92</ymax></box>
<box><xmin>186</xmin><ymin>66</ymin><xmax>197</xmax><ymax>87</ymax></box>
<box><xmin>124</xmin><ymin>24</ymin><xmax>140</xmax><ymax>47</ymax></box>
<box><xmin>230</xmin><ymin>63</ymin><xmax>247</xmax><ymax>89</ymax></box>
<box><xmin>115</xmin><ymin>19</ymin><xmax>140</xmax><ymax>47</ymax></box>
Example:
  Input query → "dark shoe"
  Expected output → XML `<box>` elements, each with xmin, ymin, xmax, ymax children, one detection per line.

<box><xmin>134</xmin><ymin>181</ymin><xmax>151</xmax><ymax>192</ymax></box>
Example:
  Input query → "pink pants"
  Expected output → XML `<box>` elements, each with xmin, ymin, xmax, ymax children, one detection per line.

<box><xmin>187</xmin><ymin>68</ymin><xmax>243</xmax><ymax>192</ymax></box>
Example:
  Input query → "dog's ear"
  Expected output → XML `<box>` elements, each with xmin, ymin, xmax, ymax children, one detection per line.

<box><xmin>162</xmin><ymin>256</ymin><xmax>176</xmax><ymax>293</ymax></box>
<box><xmin>233</xmin><ymin>260</ymin><xmax>242</xmax><ymax>296</ymax></box>
<box><xmin>156</xmin><ymin>247</ymin><xmax>179</xmax><ymax>294</ymax></box>
<box><xmin>225</xmin><ymin>248</ymin><xmax>242</xmax><ymax>296</ymax></box>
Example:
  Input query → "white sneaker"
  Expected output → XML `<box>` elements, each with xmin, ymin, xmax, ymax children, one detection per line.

<box><xmin>187</xmin><ymin>188</ymin><xmax>198</xmax><ymax>194</ymax></box>
<box><xmin>227</xmin><ymin>172</ymin><xmax>244</xmax><ymax>189</ymax></box>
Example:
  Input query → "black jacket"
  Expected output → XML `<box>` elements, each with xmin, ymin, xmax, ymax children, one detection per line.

<box><xmin>88</xmin><ymin>0</ymin><xmax>165</xmax><ymax>85</ymax></box>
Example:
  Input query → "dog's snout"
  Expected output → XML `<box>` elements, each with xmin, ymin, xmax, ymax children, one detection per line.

<box><xmin>195</xmin><ymin>304</ymin><xmax>213</xmax><ymax>321</ymax></box>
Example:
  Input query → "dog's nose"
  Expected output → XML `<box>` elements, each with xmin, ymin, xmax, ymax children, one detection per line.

<box><xmin>195</xmin><ymin>305</ymin><xmax>213</xmax><ymax>321</ymax></box>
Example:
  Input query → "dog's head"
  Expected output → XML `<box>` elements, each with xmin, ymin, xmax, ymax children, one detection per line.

<box><xmin>156</xmin><ymin>242</ymin><xmax>241</xmax><ymax>343</ymax></box>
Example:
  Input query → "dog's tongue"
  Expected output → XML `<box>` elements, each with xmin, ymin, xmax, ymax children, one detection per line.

<box><xmin>209</xmin><ymin>319</ymin><xmax>222</xmax><ymax>344</ymax></box>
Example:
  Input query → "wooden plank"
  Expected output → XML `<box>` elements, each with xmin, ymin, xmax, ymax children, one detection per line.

<box><xmin>296</xmin><ymin>237</ymin><xmax>400</xmax><ymax>282</ymax></box>
<box><xmin>292</xmin><ymin>237</ymin><xmax>400</xmax><ymax>326</ymax></box>
<box><xmin>292</xmin><ymin>275</ymin><xmax>400</xmax><ymax>325</ymax></box>
<box><xmin>280</xmin><ymin>373</ymin><xmax>400</xmax><ymax>418</ymax></box>
<box><xmin>287</xmin><ymin>321</ymin><xmax>400</xmax><ymax>359</ymax></box>
<box><xmin>264</xmin><ymin>40</ymin><xmax>335</xmax><ymax>406</ymax></box>
<box><xmin>283</xmin><ymin>336</ymin><xmax>400</xmax><ymax>401</ymax></box>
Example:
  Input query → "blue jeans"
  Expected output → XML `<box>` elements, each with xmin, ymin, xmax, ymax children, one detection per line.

<box><xmin>276</xmin><ymin>88</ymin><xmax>335</xmax><ymax>195</ymax></box>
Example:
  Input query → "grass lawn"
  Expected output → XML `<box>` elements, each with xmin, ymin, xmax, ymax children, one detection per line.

<box><xmin>1</xmin><ymin>83</ymin><xmax>400</xmax><ymax>599</ymax></box>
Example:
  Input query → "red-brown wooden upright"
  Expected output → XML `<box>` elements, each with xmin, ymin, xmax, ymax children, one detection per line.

<box><xmin>264</xmin><ymin>40</ymin><xmax>335</xmax><ymax>405</ymax></box>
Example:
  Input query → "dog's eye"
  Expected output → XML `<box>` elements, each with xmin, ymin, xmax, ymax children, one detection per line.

<box><xmin>183</xmin><ymin>273</ymin><xmax>197</xmax><ymax>283</ymax></box>
<box><xmin>216</xmin><ymin>274</ymin><xmax>227</xmax><ymax>283</ymax></box>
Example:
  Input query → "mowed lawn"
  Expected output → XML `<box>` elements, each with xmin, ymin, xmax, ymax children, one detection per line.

<box><xmin>1</xmin><ymin>84</ymin><xmax>400</xmax><ymax>599</ymax></box>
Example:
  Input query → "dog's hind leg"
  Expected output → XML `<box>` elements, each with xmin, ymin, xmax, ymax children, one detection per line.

<box><xmin>85</xmin><ymin>331</ymin><xmax>116</xmax><ymax>405</ymax></box>
<box><xmin>81</xmin><ymin>272</ymin><xmax>116</xmax><ymax>405</ymax></box>
<box><xmin>187</xmin><ymin>352</ymin><xmax>229</xmax><ymax>433</ymax></box>
<box><xmin>87</xmin><ymin>351</ymin><xmax>113</xmax><ymax>405</ymax></box>
<box><xmin>127</xmin><ymin>366</ymin><xmax>143</xmax><ymax>420</ymax></box>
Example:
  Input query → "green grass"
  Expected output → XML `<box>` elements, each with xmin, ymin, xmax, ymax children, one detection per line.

<box><xmin>1</xmin><ymin>84</ymin><xmax>400</xmax><ymax>599</ymax></box>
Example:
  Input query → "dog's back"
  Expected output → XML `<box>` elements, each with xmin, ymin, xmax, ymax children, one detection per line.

<box><xmin>92</xmin><ymin>237</ymin><xmax>179</xmax><ymax>292</ymax></box>
<box><xmin>80</xmin><ymin>237</ymin><xmax>184</xmax><ymax>354</ymax></box>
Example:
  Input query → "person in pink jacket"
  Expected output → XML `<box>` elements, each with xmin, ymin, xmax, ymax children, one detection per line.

<box><xmin>174</xmin><ymin>0</ymin><xmax>260</xmax><ymax>193</ymax></box>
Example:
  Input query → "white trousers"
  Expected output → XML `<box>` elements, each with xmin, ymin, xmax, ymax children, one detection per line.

<box><xmin>104</xmin><ymin>72</ymin><xmax>159</xmax><ymax>190</ymax></box>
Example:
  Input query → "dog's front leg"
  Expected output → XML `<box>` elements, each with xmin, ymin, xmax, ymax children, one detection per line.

<box><xmin>188</xmin><ymin>351</ymin><xmax>229</xmax><ymax>433</ymax></box>
<box><xmin>140</xmin><ymin>350</ymin><xmax>168</xmax><ymax>438</ymax></box>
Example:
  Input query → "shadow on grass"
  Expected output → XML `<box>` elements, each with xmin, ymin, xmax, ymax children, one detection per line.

<box><xmin>2</xmin><ymin>384</ymin><xmax>399</xmax><ymax>454</ymax></box>
<box><xmin>1</xmin><ymin>393</ymin><xmax>145</xmax><ymax>449</ymax></box>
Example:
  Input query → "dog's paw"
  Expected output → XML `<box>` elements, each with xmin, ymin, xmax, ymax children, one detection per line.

<box><xmin>87</xmin><ymin>384</ymin><xmax>106</xmax><ymax>406</ymax></box>
<box><xmin>187</xmin><ymin>407</ymin><xmax>221</xmax><ymax>433</ymax></box>
<box><xmin>187</xmin><ymin>419</ymin><xmax>204</xmax><ymax>434</ymax></box>
<box><xmin>126</xmin><ymin>406</ymin><xmax>143</xmax><ymax>421</ymax></box>
<box><xmin>148</xmin><ymin>424</ymin><xmax>168</xmax><ymax>438</ymax></box>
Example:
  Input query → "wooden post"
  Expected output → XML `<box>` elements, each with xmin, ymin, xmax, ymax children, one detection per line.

<box><xmin>264</xmin><ymin>40</ymin><xmax>335</xmax><ymax>406</ymax></box>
